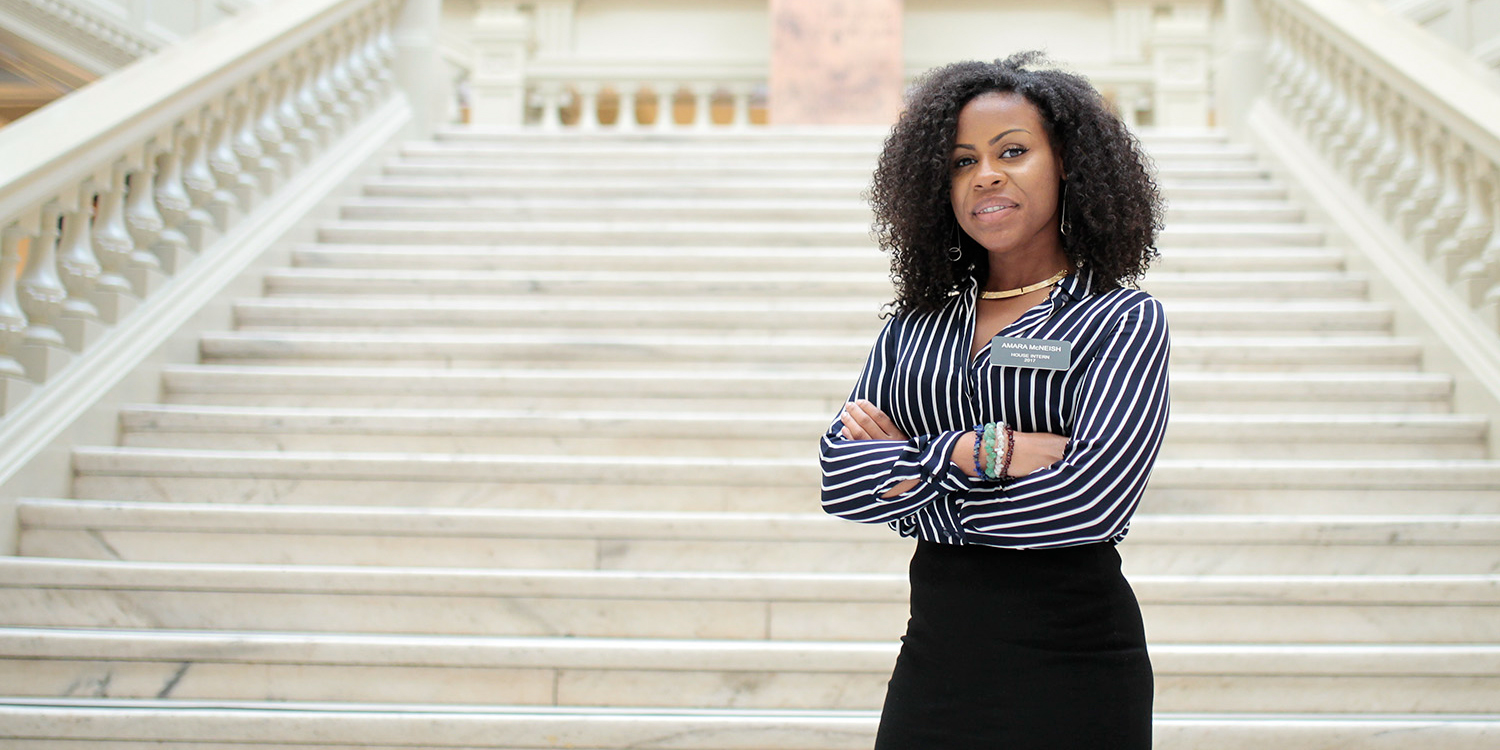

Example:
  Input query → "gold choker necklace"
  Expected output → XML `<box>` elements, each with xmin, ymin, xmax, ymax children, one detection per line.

<box><xmin>979</xmin><ymin>269</ymin><xmax>1069</xmax><ymax>300</ymax></box>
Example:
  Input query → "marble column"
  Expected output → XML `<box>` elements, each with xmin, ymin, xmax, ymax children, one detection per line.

<box><xmin>768</xmin><ymin>0</ymin><xmax>903</xmax><ymax>125</ymax></box>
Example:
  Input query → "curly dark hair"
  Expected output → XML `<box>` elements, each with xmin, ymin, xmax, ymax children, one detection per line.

<box><xmin>869</xmin><ymin>51</ymin><xmax>1163</xmax><ymax>315</ymax></box>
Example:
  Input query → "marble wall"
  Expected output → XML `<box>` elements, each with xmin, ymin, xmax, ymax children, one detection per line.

<box><xmin>768</xmin><ymin>0</ymin><xmax>904</xmax><ymax>125</ymax></box>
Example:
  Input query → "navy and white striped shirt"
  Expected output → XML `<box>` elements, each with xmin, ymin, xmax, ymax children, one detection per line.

<box><xmin>818</xmin><ymin>267</ymin><xmax>1171</xmax><ymax>549</ymax></box>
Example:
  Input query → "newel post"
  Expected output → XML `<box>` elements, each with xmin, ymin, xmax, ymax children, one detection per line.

<box><xmin>393</xmin><ymin>0</ymin><xmax>444</xmax><ymax>136</ymax></box>
<box><xmin>1218</xmin><ymin>0</ymin><xmax>1268</xmax><ymax>140</ymax></box>
<box><xmin>469</xmin><ymin>0</ymin><xmax>530</xmax><ymax>126</ymax></box>
<box><xmin>1150</xmin><ymin>0</ymin><xmax>1215</xmax><ymax>127</ymax></box>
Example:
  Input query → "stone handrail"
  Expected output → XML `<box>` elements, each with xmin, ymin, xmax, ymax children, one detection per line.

<box><xmin>524</xmin><ymin>61</ymin><xmax>766</xmax><ymax>130</ymax></box>
<box><xmin>0</xmin><ymin>0</ymin><xmax>410</xmax><ymax>482</ymax></box>
<box><xmin>1258</xmin><ymin>0</ymin><xmax>1500</xmax><ymax>328</ymax></box>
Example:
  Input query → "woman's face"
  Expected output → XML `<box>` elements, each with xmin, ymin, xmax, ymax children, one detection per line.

<box><xmin>949</xmin><ymin>91</ymin><xmax>1065</xmax><ymax>263</ymax></box>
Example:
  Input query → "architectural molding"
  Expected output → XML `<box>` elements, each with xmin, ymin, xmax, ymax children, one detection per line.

<box><xmin>0</xmin><ymin>0</ymin><xmax>159</xmax><ymax>74</ymax></box>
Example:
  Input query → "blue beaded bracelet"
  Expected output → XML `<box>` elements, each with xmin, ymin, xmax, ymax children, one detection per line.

<box><xmin>971</xmin><ymin>424</ymin><xmax>985</xmax><ymax>478</ymax></box>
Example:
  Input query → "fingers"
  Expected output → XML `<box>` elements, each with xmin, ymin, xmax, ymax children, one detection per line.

<box><xmin>839</xmin><ymin>399</ymin><xmax>908</xmax><ymax>441</ymax></box>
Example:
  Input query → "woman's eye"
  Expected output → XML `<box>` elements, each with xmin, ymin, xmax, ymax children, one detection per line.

<box><xmin>1001</xmin><ymin>146</ymin><xmax>1028</xmax><ymax>158</ymax></box>
<box><xmin>953</xmin><ymin>156</ymin><xmax>976</xmax><ymax>169</ymax></box>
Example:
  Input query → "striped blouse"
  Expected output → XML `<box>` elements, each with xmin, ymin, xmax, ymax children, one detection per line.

<box><xmin>818</xmin><ymin>266</ymin><xmax>1171</xmax><ymax>549</ymax></box>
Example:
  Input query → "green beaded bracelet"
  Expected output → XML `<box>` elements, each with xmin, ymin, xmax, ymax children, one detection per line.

<box><xmin>982</xmin><ymin>422</ymin><xmax>999</xmax><ymax>479</ymax></box>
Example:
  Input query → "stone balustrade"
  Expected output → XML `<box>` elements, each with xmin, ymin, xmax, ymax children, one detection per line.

<box><xmin>1260</xmin><ymin>0</ymin><xmax>1500</xmax><ymax>331</ymax></box>
<box><xmin>525</xmin><ymin>63</ymin><xmax>766</xmax><ymax>130</ymax></box>
<box><xmin>0</xmin><ymin>0</ymin><xmax>404</xmax><ymax>415</ymax></box>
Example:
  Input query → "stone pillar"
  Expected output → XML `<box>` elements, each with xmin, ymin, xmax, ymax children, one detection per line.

<box><xmin>1216</xmin><ymin>0</ymin><xmax>1268</xmax><ymax>140</ymax></box>
<box><xmin>768</xmin><ymin>0</ymin><xmax>903</xmax><ymax>125</ymax></box>
<box><xmin>532</xmin><ymin>0</ymin><xmax>577</xmax><ymax>59</ymax></box>
<box><xmin>470</xmin><ymin>0</ymin><xmax>530</xmax><ymax>126</ymax></box>
<box><xmin>393</xmin><ymin>0</ymin><xmax>444</xmax><ymax>136</ymax></box>
<box><xmin>1151</xmin><ymin>0</ymin><xmax>1214</xmax><ymax>128</ymax></box>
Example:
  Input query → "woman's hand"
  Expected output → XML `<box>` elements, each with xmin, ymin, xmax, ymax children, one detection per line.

<box><xmin>1006</xmin><ymin>431</ymin><xmax>1068</xmax><ymax>477</ymax></box>
<box><xmin>839</xmin><ymin>399</ymin><xmax>909</xmax><ymax>441</ymax></box>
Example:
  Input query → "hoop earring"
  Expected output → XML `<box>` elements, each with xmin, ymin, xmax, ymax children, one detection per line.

<box><xmin>947</xmin><ymin>226</ymin><xmax>963</xmax><ymax>262</ymax></box>
<box><xmin>1060</xmin><ymin>180</ymin><xmax>1073</xmax><ymax>237</ymax></box>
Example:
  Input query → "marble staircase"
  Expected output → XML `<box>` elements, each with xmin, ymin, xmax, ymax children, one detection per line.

<box><xmin>3</xmin><ymin>128</ymin><xmax>1500</xmax><ymax>747</ymax></box>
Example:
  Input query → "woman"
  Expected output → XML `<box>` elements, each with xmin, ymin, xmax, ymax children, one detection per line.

<box><xmin>818</xmin><ymin>52</ymin><xmax>1169</xmax><ymax>748</ymax></box>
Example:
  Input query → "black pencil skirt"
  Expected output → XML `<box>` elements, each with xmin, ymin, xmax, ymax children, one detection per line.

<box><xmin>872</xmin><ymin>540</ymin><xmax>1153</xmax><ymax>749</ymax></box>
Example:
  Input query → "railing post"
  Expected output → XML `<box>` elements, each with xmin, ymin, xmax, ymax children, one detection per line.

<box><xmin>469</xmin><ymin>0</ymin><xmax>528</xmax><ymax>126</ymax></box>
<box><xmin>55</xmin><ymin>184</ymin><xmax>104</xmax><ymax>352</ymax></box>
<box><xmin>1150</xmin><ymin>0</ymin><xmax>1214</xmax><ymax>127</ymax></box>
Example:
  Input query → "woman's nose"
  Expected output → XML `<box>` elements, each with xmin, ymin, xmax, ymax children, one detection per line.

<box><xmin>974</xmin><ymin>160</ymin><xmax>1004</xmax><ymax>187</ymax></box>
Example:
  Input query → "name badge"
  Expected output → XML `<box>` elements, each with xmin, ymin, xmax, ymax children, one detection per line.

<box><xmin>988</xmin><ymin>336</ymin><xmax>1071</xmax><ymax>370</ymax></box>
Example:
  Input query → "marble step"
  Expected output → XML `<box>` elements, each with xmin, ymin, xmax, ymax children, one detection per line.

<box><xmin>263</xmin><ymin>268</ymin><xmax>1367</xmax><ymax>301</ymax></box>
<box><xmin>397</xmin><ymin>140</ymin><xmax>1257</xmax><ymax>163</ymax></box>
<box><xmin>337</xmin><ymin>196</ymin><xmax>1303</xmax><ymax>224</ymax></box>
<box><xmin>158</xmin><ymin>365</ymin><xmax>1456</xmax><ymax>414</ymax></box>
<box><xmin>363</xmin><ymin>175</ymin><xmax>1291</xmax><ymax>202</ymax></box>
<box><xmin>5</xmin><ymin>557</ymin><xmax>1499</xmax><ymax>642</ymax></box>
<box><xmin>6</xmin><ymin>699</ymin><xmax>1499</xmax><ymax>750</ymax></box>
<box><xmin>314</xmin><ymin>219</ymin><xmax>1322</xmax><ymax>247</ymax></box>
<box><xmin>67</xmin><ymin>447</ymin><xmax>1500</xmax><ymax>516</ymax></box>
<box><xmin>113</xmin><ymin>407</ymin><xmax>1485</xmax><ymax>460</ymax></box>
<box><xmin>7</xmin><ymin>628</ymin><xmax>1497</xmax><ymax>713</ymax></box>
<box><xmin>233</xmin><ymin>298</ymin><xmax>1388</xmax><ymax>336</ymax></box>
<box><xmin>20</xmin><ymin>500</ymin><xmax>1500</xmax><ymax>575</ymax></box>
<box><xmin>381</xmin><ymin>161</ymin><xmax>1274</xmax><ymax>183</ymax></box>
<box><xmin>288</xmin><ymin>243</ymin><xmax>1347</xmax><ymax>274</ymax></box>
<box><xmin>426</xmin><ymin>125</ymin><xmax>1226</xmax><ymax>146</ymax></box>
<box><xmin>196</xmin><ymin>330</ymin><xmax>1423</xmax><ymax>371</ymax></box>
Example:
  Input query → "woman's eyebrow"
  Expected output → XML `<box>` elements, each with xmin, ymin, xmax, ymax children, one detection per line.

<box><xmin>953</xmin><ymin>128</ymin><xmax>1031</xmax><ymax>151</ymax></box>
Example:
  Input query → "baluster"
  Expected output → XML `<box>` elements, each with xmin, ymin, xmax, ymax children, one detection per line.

<box><xmin>576</xmin><ymin>82</ymin><xmax>600</xmax><ymax>129</ymax></box>
<box><xmin>373</xmin><ymin>0</ymin><xmax>398</xmax><ymax>95</ymax></box>
<box><xmin>616</xmin><ymin>83</ymin><xmax>639</xmax><ymax>130</ymax></box>
<box><xmin>1378</xmin><ymin>104</ymin><xmax>1422</xmax><ymax>215</ymax></box>
<box><xmin>1414</xmin><ymin>131</ymin><xmax>1467</xmax><ymax>259</ymax></box>
<box><xmin>181</xmin><ymin>107</ymin><xmax>226</xmax><ymax>243</ymax></box>
<box><xmin>1311</xmin><ymin>52</ymin><xmax>1347</xmax><ymax>153</ymax></box>
<box><xmin>1399</xmin><ymin>116</ymin><xmax>1444</xmax><ymax>238</ymax></box>
<box><xmin>655</xmin><ymin>82</ymin><xmax>676</xmax><ymax>130</ymax></box>
<box><xmin>1438</xmin><ymin>149</ymin><xmax>1492</xmax><ymax>281</ymax></box>
<box><xmin>1282</xmin><ymin>25</ymin><xmax>1314</xmax><ymax>128</ymax></box>
<box><xmin>315</xmin><ymin>32</ymin><xmax>351</xmax><ymax>135</ymax></box>
<box><xmin>536</xmin><ymin>82</ymin><xmax>564</xmax><ymax>130</ymax></box>
<box><xmin>151</xmin><ymin>127</ymin><xmax>195</xmax><ymax>272</ymax></box>
<box><xmin>124</xmin><ymin>141</ymin><xmax>171</xmax><ymax>287</ymax></box>
<box><xmin>17</xmin><ymin>203</ymin><xmax>72</xmax><ymax>380</ymax></box>
<box><xmin>692</xmin><ymin>84</ymin><xmax>715</xmax><ymax>129</ymax></box>
<box><xmin>355</xmin><ymin>9</ymin><xmax>385</xmax><ymax>105</ymax></box>
<box><xmin>92</xmin><ymin>160</ymin><xmax>142</xmax><ymax>314</ymax></box>
<box><xmin>297</xmin><ymin>45</ymin><xmax>333</xmax><ymax>150</ymax></box>
<box><xmin>328</xmin><ymin>26</ymin><xmax>360</xmax><ymax>126</ymax></box>
<box><xmin>206</xmin><ymin>98</ymin><xmax>251</xmax><ymax>216</ymax></box>
<box><xmin>240</xmin><ymin>76</ymin><xmax>280</xmax><ymax>191</ymax></box>
<box><xmin>1263</xmin><ymin>10</ymin><xmax>1292</xmax><ymax>112</ymax></box>
<box><xmin>370</xmin><ymin>0</ymin><xmax>396</xmax><ymax>96</ymax></box>
<box><xmin>55</xmin><ymin>185</ymin><xmax>104</xmax><ymax>351</ymax></box>
<box><xmin>730</xmin><ymin>83</ymin><xmax>752</xmax><ymax>129</ymax></box>
<box><xmin>1305</xmin><ymin>42</ymin><xmax>1337</xmax><ymax>145</ymax></box>
<box><xmin>1329</xmin><ymin>61</ymin><xmax>1363</xmax><ymax>168</ymax></box>
<box><xmin>228</xmin><ymin>86</ymin><xmax>268</xmax><ymax>199</ymax></box>
<box><xmin>1457</xmin><ymin>164</ymin><xmax>1500</xmax><ymax>308</ymax></box>
<box><xmin>276</xmin><ymin>61</ymin><xmax>313</xmax><ymax>167</ymax></box>
<box><xmin>304</xmin><ymin>40</ymin><xmax>338</xmax><ymax>144</ymax></box>
<box><xmin>343</xmin><ymin>12</ymin><xmax>374</xmax><ymax>113</ymax></box>
<box><xmin>1355</xmin><ymin>82</ymin><xmax>1398</xmax><ymax>199</ymax></box>
<box><xmin>0</xmin><ymin>221</ymin><xmax>34</xmax><ymax>402</ymax></box>
<box><xmin>257</xmin><ymin>65</ymin><xmax>297</xmax><ymax>177</ymax></box>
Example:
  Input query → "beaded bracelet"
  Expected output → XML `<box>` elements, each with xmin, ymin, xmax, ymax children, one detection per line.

<box><xmin>982</xmin><ymin>422</ymin><xmax>999</xmax><ymax>479</ymax></box>
<box><xmin>999</xmin><ymin>422</ymin><xmax>1016</xmax><ymax>478</ymax></box>
<box><xmin>971</xmin><ymin>424</ymin><xmax>985</xmax><ymax>478</ymax></box>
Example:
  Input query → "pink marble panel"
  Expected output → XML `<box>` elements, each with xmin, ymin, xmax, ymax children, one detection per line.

<box><xmin>769</xmin><ymin>0</ymin><xmax>904</xmax><ymax>125</ymax></box>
